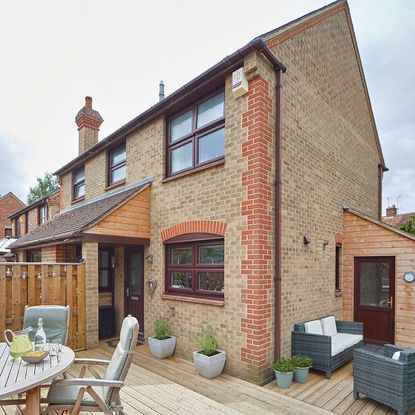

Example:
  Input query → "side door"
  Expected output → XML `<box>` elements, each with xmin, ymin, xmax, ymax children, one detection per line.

<box><xmin>354</xmin><ymin>256</ymin><xmax>395</xmax><ymax>344</ymax></box>
<box><xmin>124</xmin><ymin>246</ymin><xmax>144</xmax><ymax>336</ymax></box>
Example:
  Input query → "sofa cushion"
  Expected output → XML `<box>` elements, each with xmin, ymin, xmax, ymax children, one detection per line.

<box><xmin>321</xmin><ymin>316</ymin><xmax>337</xmax><ymax>337</ymax></box>
<box><xmin>332</xmin><ymin>333</ymin><xmax>363</xmax><ymax>350</ymax></box>
<box><xmin>304</xmin><ymin>320</ymin><xmax>323</xmax><ymax>335</ymax></box>
<box><xmin>392</xmin><ymin>351</ymin><xmax>401</xmax><ymax>360</ymax></box>
<box><xmin>331</xmin><ymin>339</ymin><xmax>345</xmax><ymax>356</ymax></box>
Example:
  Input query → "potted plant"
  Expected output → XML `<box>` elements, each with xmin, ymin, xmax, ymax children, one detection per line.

<box><xmin>148</xmin><ymin>318</ymin><xmax>176</xmax><ymax>359</ymax></box>
<box><xmin>192</xmin><ymin>328</ymin><xmax>226</xmax><ymax>379</ymax></box>
<box><xmin>292</xmin><ymin>354</ymin><xmax>313</xmax><ymax>384</ymax></box>
<box><xmin>273</xmin><ymin>358</ymin><xmax>294</xmax><ymax>389</ymax></box>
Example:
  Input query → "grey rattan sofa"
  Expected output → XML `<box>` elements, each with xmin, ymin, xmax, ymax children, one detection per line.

<box><xmin>291</xmin><ymin>317</ymin><xmax>363</xmax><ymax>378</ymax></box>
<box><xmin>353</xmin><ymin>344</ymin><xmax>415</xmax><ymax>415</ymax></box>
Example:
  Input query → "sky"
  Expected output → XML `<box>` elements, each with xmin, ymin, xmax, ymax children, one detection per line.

<box><xmin>0</xmin><ymin>0</ymin><xmax>414</xmax><ymax>214</ymax></box>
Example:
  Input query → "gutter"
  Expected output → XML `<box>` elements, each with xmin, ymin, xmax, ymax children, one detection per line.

<box><xmin>54</xmin><ymin>39</ymin><xmax>285</xmax><ymax>176</ymax></box>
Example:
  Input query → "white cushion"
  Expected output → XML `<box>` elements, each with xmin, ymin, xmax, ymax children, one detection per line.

<box><xmin>304</xmin><ymin>320</ymin><xmax>323</xmax><ymax>335</ymax></box>
<box><xmin>321</xmin><ymin>316</ymin><xmax>337</xmax><ymax>337</ymax></box>
<box><xmin>392</xmin><ymin>351</ymin><xmax>401</xmax><ymax>360</ymax></box>
<box><xmin>331</xmin><ymin>339</ymin><xmax>345</xmax><ymax>356</ymax></box>
<box><xmin>332</xmin><ymin>333</ymin><xmax>363</xmax><ymax>350</ymax></box>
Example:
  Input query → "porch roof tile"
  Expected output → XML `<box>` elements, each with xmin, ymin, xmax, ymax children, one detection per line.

<box><xmin>10</xmin><ymin>178</ymin><xmax>152</xmax><ymax>250</ymax></box>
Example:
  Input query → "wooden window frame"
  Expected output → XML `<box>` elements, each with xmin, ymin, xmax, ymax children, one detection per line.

<box><xmin>166</xmin><ymin>89</ymin><xmax>225</xmax><ymax>177</ymax></box>
<box><xmin>4</xmin><ymin>228</ymin><xmax>12</xmax><ymax>238</ymax></box>
<box><xmin>38</xmin><ymin>204</ymin><xmax>48</xmax><ymax>225</ymax></box>
<box><xmin>335</xmin><ymin>244</ymin><xmax>342</xmax><ymax>292</ymax></box>
<box><xmin>165</xmin><ymin>238</ymin><xmax>224</xmax><ymax>299</ymax></box>
<box><xmin>98</xmin><ymin>248</ymin><xmax>114</xmax><ymax>293</ymax></box>
<box><xmin>108</xmin><ymin>143</ymin><xmax>126</xmax><ymax>187</ymax></box>
<box><xmin>73</xmin><ymin>166</ymin><xmax>85</xmax><ymax>201</ymax></box>
<box><xmin>14</xmin><ymin>219</ymin><xmax>21</xmax><ymax>238</ymax></box>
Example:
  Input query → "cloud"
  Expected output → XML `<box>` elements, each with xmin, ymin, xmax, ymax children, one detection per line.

<box><xmin>0</xmin><ymin>131</ymin><xmax>35</xmax><ymax>203</ymax></box>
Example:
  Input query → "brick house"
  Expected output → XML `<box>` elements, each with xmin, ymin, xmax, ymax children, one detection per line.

<box><xmin>383</xmin><ymin>205</ymin><xmax>415</xmax><ymax>228</ymax></box>
<box><xmin>9</xmin><ymin>188</ymin><xmax>60</xmax><ymax>261</ymax></box>
<box><xmin>11</xmin><ymin>0</ymin><xmax>406</xmax><ymax>384</ymax></box>
<box><xmin>0</xmin><ymin>192</ymin><xmax>25</xmax><ymax>238</ymax></box>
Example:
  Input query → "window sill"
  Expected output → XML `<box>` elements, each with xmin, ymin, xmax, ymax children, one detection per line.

<box><xmin>71</xmin><ymin>196</ymin><xmax>85</xmax><ymax>205</ymax></box>
<box><xmin>335</xmin><ymin>290</ymin><xmax>342</xmax><ymax>297</ymax></box>
<box><xmin>162</xmin><ymin>159</ymin><xmax>225</xmax><ymax>183</ymax></box>
<box><xmin>105</xmin><ymin>180</ymin><xmax>126</xmax><ymax>192</ymax></box>
<box><xmin>162</xmin><ymin>293</ymin><xmax>224</xmax><ymax>306</ymax></box>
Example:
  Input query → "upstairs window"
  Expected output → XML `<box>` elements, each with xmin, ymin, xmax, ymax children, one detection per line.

<box><xmin>166</xmin><ymin>239</ymin><xmax>224</xmax><ymax>298</ymax></box>
<box><xmin>108</xmin><ymin>143</ymin><xmax>126</xmax><ymax>186</ymax></box>
<box><xmin>167</xmin><ymin>90</ymin><xmax>225</xmax><ymax>176</ymax></box>
<box><xmin>15</xmin><ymin>218</ymin><xmax>21</xmax><ymax>238</ymax></box>
<box><xmin>73</xmin><ymin>166</ymin><xmax>85</xmax><ymax>200</ymax></box>
<box><xmin>38</xmin><ymin>204</ymin><xmax>48</xmax><ymax>225</ymax></box>
<box><xmin>4</xmin><ymin>228</ymin><xmax>12</xmax><ymax>238</ymax></box>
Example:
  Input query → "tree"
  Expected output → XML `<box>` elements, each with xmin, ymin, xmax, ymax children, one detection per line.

<box><xmin>400</xmin><ymin>216</ymin><xmax>415</xmax><ymax>236</ymax></box>
<box><xmin>27</xmin><ymin>172</ymin><xmax>59</xmax><ymax>205</ymax></box>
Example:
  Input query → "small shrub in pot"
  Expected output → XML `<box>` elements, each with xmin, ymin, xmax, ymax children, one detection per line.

<box><xmin>273</xmin><ymin>358</ymin><xmax>294</xmax><ymax>389</ymax></box>
<box><xmin>148</xmin><ymin>318</ymin><xmax>176</xmax><ymax>359</ymax></box>
<box><xmin>292</xmin><ymin>355</ymin><xmax>313</xmax><ymax>384</ymax></box>
<box><xmin>192</xmin><ymin>328</ymin><xmax>226</xmax><ymax>379</ymax></box>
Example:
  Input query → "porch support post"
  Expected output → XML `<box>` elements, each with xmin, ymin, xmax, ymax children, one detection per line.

<box><xmin>82</xmin><ymin>241</ymin><xmax>99</xmax><ymax>348</ymax></box>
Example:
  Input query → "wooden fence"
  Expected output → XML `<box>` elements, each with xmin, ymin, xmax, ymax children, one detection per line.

<box><xmin>0</xmin><ymin>262</ymin><xmax>86</xmax><ymax>350</ymax></box>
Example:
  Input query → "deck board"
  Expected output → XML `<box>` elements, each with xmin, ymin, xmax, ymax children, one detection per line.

<box><xmin>2</xmin><ymin>342</ymin><xmax>413</xmax><ymax>414</ymax></box>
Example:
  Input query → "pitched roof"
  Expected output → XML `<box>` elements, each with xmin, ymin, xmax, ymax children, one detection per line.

<box><xmin>10</xmin><ymin>178</ymin><xmax>152</xmax><ymax>250</ymax></box>
<box><xmin>343</xmin><ymin>206</ymin><xmax>415</xmax><ymax>242</ymax></box>
<box><xmin>383</xmin><ymin>212</ymin><xmax>415</xmax><ymax>228</ymax></box>
<box><xmin>0</xmin><ymin>237</ymin><xmax>17</xmax><ymax>253</ymax></box>
<box><xmin>0</xmin><ymin>192</ymin><xmax>26</xmax><ymax>207</ymax></box>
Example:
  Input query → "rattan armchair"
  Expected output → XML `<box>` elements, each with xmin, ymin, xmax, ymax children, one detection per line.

<box><xmin>353</xmin><ymin>344</ymin><xmax>415</xmax><ymax>415</ymax></box>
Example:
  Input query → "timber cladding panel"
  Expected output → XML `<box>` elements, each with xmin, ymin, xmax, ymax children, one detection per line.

<box><xmin>343</xmin><ymin>211</ymin><xmax>415</xmax><ymax>348</ymax></box>
<box><xmin>267</xmin><ymin>8</ymin><xmax>382</xmax><ymax>356</ymax></box>
<box><xmin>83</xmin><ymin>186</ymin><xmax>150</xmax><ymax>239</ymax></box>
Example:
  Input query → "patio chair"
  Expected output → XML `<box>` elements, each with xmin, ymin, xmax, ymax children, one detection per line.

<box><xmin>44</xmin><ymin>315</ymin><xmax>139</xmax><ymax>415</ymax></box>
<box><xmin>353</xmin><ymin>344</ymin><xmax>415</xmax><ymax>415</ymax></box>
<box><xmin>23</xmin><ymin>305</ymin><xmax>70</xmax><ymax>345</ymax></box>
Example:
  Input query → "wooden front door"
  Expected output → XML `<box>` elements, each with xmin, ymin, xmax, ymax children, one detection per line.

<box><xmin>354</xmin><ymin>257</ymin><xmax>395</xmax><ymax>344</ymax></box>
<box><xmin>125</xmin><ymin>246</ymin><xmax>144</xmax><ymax>336</ymax></box>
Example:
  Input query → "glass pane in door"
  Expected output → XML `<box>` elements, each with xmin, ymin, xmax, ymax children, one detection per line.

<box><xmin>129</xmin><ymin>253</ymin><xmax>142</xmax><ymax>294</ymax></box>
<box><xmin>360</xmin><ymin>261</ymin><xmax>390</xmax><ymax>307</ymax></box>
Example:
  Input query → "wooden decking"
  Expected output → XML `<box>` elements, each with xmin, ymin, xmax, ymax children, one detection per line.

<box><xmin>0</xmin><ymin>342</ymin><xmax>407</xmax><ymax>414</ymax></box>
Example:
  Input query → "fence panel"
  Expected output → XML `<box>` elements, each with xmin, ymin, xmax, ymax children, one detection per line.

<box><xmin>0</xmin><ymin>263</ymin><xmax>86</xmax><ymax>350</ymax></box>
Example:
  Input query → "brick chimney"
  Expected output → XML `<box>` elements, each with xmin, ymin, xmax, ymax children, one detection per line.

<box><xmin>75</xmin><ymin>96</ymin><xmax>104</xmax><ymax>155</ymax></box>
<box><xmin>386</xmin><ymin>205</ymin><xmax>398</xmax><ymax>217</ymax></box>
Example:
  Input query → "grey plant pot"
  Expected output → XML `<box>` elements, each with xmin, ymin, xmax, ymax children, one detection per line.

<box><xmin>193</xmin><ymin>349</ymin><xmax>226</xmax><ymax>379</ymax></box>
<box><xmin>274</xmin><ymin>370</ymin><xmax>293</xmax><ymax>389</ymax></box>
<box><xmin>148</xmin><ymin>336</ymin><xmax>176</xmax><ymax>359</ymax></box>
<box><xmin>294</xmin><ymin>367</ymin><xmax>309</xmax><ymax>384</ymax></box>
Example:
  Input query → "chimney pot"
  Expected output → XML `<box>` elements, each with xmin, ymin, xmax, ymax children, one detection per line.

<box><xmin>159</xmin><ymin>81</ymin><xmax>165</xmax><ymax>101</ymax></box>
<box><xmin>85</xmin><ymin>96</ymin><xmax>92</xmax><ymax>108</ymax></box>
<box><xmin>386</xmin><ymin>205</ymin><xmax>398</xmax><ymax>217</ymax></box>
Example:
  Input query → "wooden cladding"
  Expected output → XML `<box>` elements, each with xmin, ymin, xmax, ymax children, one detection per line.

<box><xmin>0</xmin><ymin>263</ymin><xmax>86</xmax><ymax>351</ymax></box>
<box><xmin>84</xmin><ymin>186</ymin><xmax>150</xmax><ymax>239</ymax></box>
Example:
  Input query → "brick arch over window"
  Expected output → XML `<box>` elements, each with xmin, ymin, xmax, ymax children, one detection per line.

<box><xmin>161</xmin><ymin>220</ymin><xmax>227</xmax><ymax>242</ymax></box>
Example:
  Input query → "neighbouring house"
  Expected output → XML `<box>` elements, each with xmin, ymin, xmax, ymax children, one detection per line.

<box><xmin>383</xmin><ymin>204</ymin><xmax>415</xmax><ymax>228</ymax></box>
<box><xmin>0</xmin><ymin>192</ymin><xmax>25</xmax><ymax>238</ymax></box>
<box><xmin>10</xmin><ymin>0</ymin><xmax>415</xmax><ymax>385</ymax></box>
<box><xmin>9</xmin><ymin>188</ymin><xmax>60</xmax><ymax>262</ymax></box>
<box><xmin>0</xmin><ymin>236</ymin><xmax>17</xmax><ymax>261</ymax></box>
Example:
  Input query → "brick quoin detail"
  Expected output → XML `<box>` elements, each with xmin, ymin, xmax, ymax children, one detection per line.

<box><xmin>160</xmin><ymin>220</ymin><xmax>227</xmax><ymax>242</ymax></box>
<box><xmin>240</xmin><ymin>76</ymin><xmax>273</xmax><ymax>368</ymax></box>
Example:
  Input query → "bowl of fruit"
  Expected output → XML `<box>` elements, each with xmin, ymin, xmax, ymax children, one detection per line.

<box><xmin>22</xmin><ymin>350</ymin><xmax>49</xmax><ymax>363</ymax></box>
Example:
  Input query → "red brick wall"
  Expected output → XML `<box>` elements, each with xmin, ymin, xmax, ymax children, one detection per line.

<box><xmin>0</xmin><ymin>193</ymin><xmax>25</xmax><ymax>237</ymax></box>
<box><xmin>241</xmin><ymin>76</ymin><xmax>274</xmax><ymax>381</ymax></box>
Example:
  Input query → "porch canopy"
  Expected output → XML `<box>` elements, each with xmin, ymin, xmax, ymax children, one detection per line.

<box><xmin>10</xmin><ymin>178</ymin><xmax>152</xmax><ymax>250</ymax></box>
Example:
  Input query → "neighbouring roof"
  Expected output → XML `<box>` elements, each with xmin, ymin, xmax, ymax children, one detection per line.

<box><xmin>0</xmin><ymin>237</ymin><xmax>17</xmax><ymax>253</ymax></box>
<box><xmin>0</xmin><ymin>192</ymin><xmax>26</xmax><ymax>207</ymax></box>
<box><xmin>343</xmin><ymin>206</ymin><xmax>415</xmax><ymax>242</ymax></box>
<box><xmin>10</xmin><ymin>187</ymin><xmax>60</xmax><ymax>220</ymax></box>
<box><xmin>10</xmin><ymin>178</ymin><xmax>152</xmax><ymax>250</ymax></box>
<box><xmin>383</xmin><ymin>212</ymin><xmax>415</xmax><ymax>228</ymax></box>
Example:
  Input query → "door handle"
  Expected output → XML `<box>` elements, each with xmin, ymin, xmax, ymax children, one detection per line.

<box><xmin>386</xmin><ymin>297</ymin><xmax>393</xmax><ymax>308</ymax></box>
<box><xmin>126</xmin><ymin>287</ymin><xmax>130</xmax><ymax>297</ymax></box>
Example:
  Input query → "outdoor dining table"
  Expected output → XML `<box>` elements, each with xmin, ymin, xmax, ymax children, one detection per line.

<box><xmin>0</xmin><ymin>342</ymin><xmax>75</xmax><ymax>414</ymax></box>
